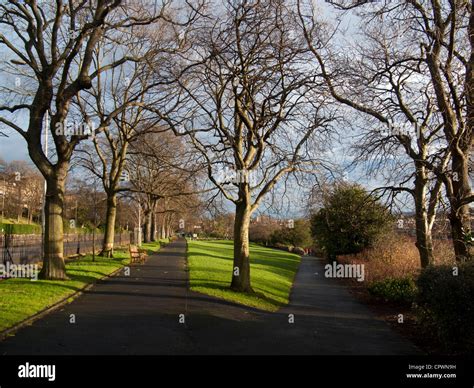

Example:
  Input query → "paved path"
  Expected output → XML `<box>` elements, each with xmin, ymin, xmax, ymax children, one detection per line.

<box><xmin>0</xmin><ymin>239</ymin><xmax>419</xmax><ymax>355</ymax></box>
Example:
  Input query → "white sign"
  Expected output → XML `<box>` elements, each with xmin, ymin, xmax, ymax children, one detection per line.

<box><xmin>119</xmin><ymin>171</ymin><xmax>130</xmax><ymax>182</ymax></box>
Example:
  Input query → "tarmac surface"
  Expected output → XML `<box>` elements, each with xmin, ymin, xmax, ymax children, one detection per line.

<box><xmin>0</xmin><ymin>239</ymin><xmax>419</xmax><ymax>355</ymax></box>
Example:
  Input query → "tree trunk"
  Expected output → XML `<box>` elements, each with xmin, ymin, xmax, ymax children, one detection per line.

<box><xmin>414</xmin><ymin>169</ymin><xmax>434</xmax><ymax>268</ymax></box>
<box><xmin>231</xmin><ymin>201</ymin><xmax>252</xmax><ymax>292</ymax></box>
<box><xmin>161</xmin><ymin>221</ymin><xmax>166</xmax><ymax>240</ymax></box>
<box><xmin>165</xmin><ymin>213</ymin><xmax>171</xmax><ymax>238</ymax></box>
<box><xmin>449</xmin><ymin>201</ymin><xmax>471</xmax><ymax>262</ymax></box>
<box><xmin>17</xmin><ymin>187</ymin><xmax>22</xmax><ymax>222</ymax></box>
<box><xmin>144</xmin><ymin>210</ymin><xmax>152</xmax><ymax>243</ymax></box>
<box><xmin>415</xmin><ymin>216</ymin><xmax>434</xmax><ymax>268</ymax></box>
<box><xmin>152</xmin><ymin>212</ymin><xmax>157</xmax><ymax>242</ymax></box>
<box><xmin>39</xmin><ymin>174</ymin><xmax>67</xmax><ymax>280</ymax></box>
<box><xmin>449</xmin><ymin>153</ymin><xmax>472</xmax><ymax>261</ymax></box>
<box><xmin>100</xmin><ymin>194</ymin><xmax>117</xmax><ymax>258</ymax></box>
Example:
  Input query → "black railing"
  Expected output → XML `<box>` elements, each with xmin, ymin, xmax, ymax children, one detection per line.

<box><xmin>0</xmin><ymin>232</ymin><xmax>132</xmax><ymax>264</ymax></box>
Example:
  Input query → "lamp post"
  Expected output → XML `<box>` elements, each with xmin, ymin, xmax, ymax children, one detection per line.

<box><xmin>0</xmin><ymin>176</ymin><xmax>5</xmax><ymax>223</ymax></box>
<box><xmin>0</xmin><ymin>162</ymin><xmax>6</xmax><ymax>223</ymax></box>
<box><xmin>41</xmin><ymin>110</ymin><xmax>49</xmax><ymax>260</ymax></box>
<box><xmin>137</xmin><ymin>196</ymin><xmax>142</xmax><ymax>247</ymax></box>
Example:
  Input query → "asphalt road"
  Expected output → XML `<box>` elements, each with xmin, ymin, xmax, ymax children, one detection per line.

<box><xmin>0</xmin><ymin>239</ymin><xmax>419</xmax><ymax>355</ymax></box>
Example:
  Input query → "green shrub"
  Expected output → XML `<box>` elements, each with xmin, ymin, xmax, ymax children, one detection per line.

<box><xmin>368</xmin><ymin>277</ymin><xmax>417</xmax><ymax>304</ymax></box>
<box><xmin>66</xmin><ymin>227</ymin><xmax>102</xmax><ymax>235</ymax></box>
<box><xmin>416</xmin><ymin>263</ymin><xmax>474</xmax><ymax>352</ymax></box>
<box><xmin>270</xmin><ymin>219</ymin><xmax>312</xmax><ymax>248</ymax></box>
<box><xmin>311</xmin><ymin>183</ymin><xmax>392</xmax><ymax>257</ymax></box>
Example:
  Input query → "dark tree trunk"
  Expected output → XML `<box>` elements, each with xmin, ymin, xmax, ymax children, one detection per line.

<box><xmin>231</xmin><ymin>201</ymin><xmax>252</xmax><ymax>292</ymax></box>
<box><xmin>449</xmin><ymin>204</ymin><xmax>471</xmax><ymax>262</ymax></box>
<box><xmin>449</xmin><ymin>153</ymin><xmax>472</xmax><ymax>261</ymax></box>
<box><xmin>100</xmin><ymin>194</ymin><xmax>117</xmax><ymax>258</ymax></box>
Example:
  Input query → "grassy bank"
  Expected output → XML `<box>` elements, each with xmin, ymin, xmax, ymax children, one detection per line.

<box><xmin>187</xmin><ymin>240</ymin><xmax>301</xmax><ymax>311</ymax></box>
<box><xmin>0</xmin><ymin>241</ymin><xmax>163</xmax><ymax>333</ymax></box>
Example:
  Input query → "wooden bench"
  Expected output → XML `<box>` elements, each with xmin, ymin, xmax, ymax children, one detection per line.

<box><xmin>129</xmin><ymin>244</ymin><xmax>147</xmax><ymax>264</ymax></box>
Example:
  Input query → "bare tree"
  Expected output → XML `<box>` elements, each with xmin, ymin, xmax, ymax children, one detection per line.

<box><xmin>127</xmin><ymin>131</ymin><xmax>203</xmax><ymax>242</ymax></box>
<box><xmin>0</xmin><ymin>1</ymin><xmax>152</xmax><ymax>278</ymax></box>
<box><xmin>155</xmin><ymin>0</ymin><xmax>334</xmax><ymax>292</ymax></box>
<box><xmin>298</xmin><ymin>0</ymin><xmax>472</xmax><ymax>264</ymax></box>
<box><xmin>77</xmin><ymin>42</ymin><xmax>160</xmax><ymax>256</ymax></box>
<box><xmin>76</xmin><ymin>3</ymin><xmax>206</xmax><ymax>256</ymax></box>
<box><xmin>0</xmin><ymin>1</ymin><xmax>190</xmax><ymax>279</ymax></box>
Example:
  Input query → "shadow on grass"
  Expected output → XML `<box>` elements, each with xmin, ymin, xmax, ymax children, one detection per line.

<box><xmin>67</xmin><ymin>257</ymin><xmax>126</xmax><ymax>266</ymax></box>
<box><xmin>190</xmin><ymin>280</ymin><xmax>284</xmax><ymax>310</ymax></box>
<box><xmin>66</xmin><ymin>268</ymin><xmax>121</xmax><ymax>278</ymax></box>
<box><xmin>190</xmin><ymin>250</ymin><xmax>299</xmax><ymax>278</ymax></box>
<box><xmin>188</xmin><ymin>240</ymin><xmax>301</xmax><ymax>310</ymax></box>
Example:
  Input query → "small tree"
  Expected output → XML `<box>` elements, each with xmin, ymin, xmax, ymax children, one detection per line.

<box><xmin>270</xmin><ymin>219</ymin><xmax>312</xmax><ymax>248</ymax></box>
<box><xmin>311</xmin><ymin>183</ymin><xmax>392</xmax><ymax>258</ymax></box>
<box><xmin>249</xmin><ymin>220</ymin><xmax>279</xmax><ymax>246</ymax></box>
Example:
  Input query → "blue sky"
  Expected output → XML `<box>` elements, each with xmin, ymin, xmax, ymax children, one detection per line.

<box><xmin>0</xmin><ymin>0</ymin><xmax>357</xmax><ymax>165</ymax></box>
<box><xmin>0</xmin><ymin>1</ymin><xmax>414</xmax><ymax>216</ymax></box>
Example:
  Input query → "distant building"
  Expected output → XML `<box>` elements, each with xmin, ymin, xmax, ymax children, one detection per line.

<box><xmin>395</xmin><ymin>211</ymin><xmax>473</xmax><ymax>239</ymax></box>
<box><xmin>251</xmin><ymin>214</ymin><xmax>295</xmax><ymax>228</ymax></box>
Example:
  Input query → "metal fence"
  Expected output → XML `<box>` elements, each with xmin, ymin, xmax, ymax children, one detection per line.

<box><xmin>1</xmin><ymin>232</ymin><xmax>132</xmax><ymax>265</ymax></box>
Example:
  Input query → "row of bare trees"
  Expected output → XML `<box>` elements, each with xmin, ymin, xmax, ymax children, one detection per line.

<box><xmin>0</xmin><ymin>0</ymin><xmax>471</xmax><ymax>293</ymax></box>
<box><xmin>125</xmin><ymin>131</ymin><xmax>203</xmax><ymax>244</ymax></box>
<box><xmin>297</xmin><ymin>0</ymin><xmax>473</xmax><ymax>267</ymax></box>
<box><xmin>0</xmin><ymin>0</ymin><xmax>205</xmax><ymax>279</ymax></box>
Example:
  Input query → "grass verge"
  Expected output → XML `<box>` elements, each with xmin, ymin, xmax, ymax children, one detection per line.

<box><xmin>0</xmin><ymin>241</ymin><xmax>163</xmax><ymax>333</ymax></box>
<box><xmin>141</xmin><ymin>238</ymin><xmax>169</xmax><ymax>254</ymax></box>
<box><xmin>187</xmin><ymin>239</ymin><xmax>301</xmax><ymax>311</ymax></box>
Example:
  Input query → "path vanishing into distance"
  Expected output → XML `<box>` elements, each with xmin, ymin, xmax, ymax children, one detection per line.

<box><xmin>0</xmin><ymin>239</ymin><xmax>419</xmax><ymax>355</ymax></box>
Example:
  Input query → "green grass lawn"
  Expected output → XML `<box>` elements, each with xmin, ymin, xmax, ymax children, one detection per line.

<box><xmin>0</xmin><ymin>241</ymin><xmax>163</xmax><ymax>333</ymax></box>
<box><xmin>187</xmin><ymin>240</ymin><xmax>301</xmax><ymax>311</ymax></box>
<box><xmin>0</xmin><ymin>217</ymin><xmax>39</xmax><ymax>225</ymax></box>
<box><xmin>141</xmin><ymin>238</ymin><xmax>169</xmax><ymax>254</ymax></box>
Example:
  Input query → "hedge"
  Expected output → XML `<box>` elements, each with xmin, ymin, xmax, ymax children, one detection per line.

<box><xmin>416</xmin><ymin>262</ymin><xmax>474</xmax><ymax>352</ymax></box>
<box><xmin>0</xmin><ymin>223</ymin><xmax>42</xmax><ymax>235</ymax></box>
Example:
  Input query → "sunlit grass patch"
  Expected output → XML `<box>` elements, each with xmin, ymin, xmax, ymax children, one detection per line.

<box><xmin>187</xmin><ymin>240</ymin><xmax>301</xmax><ymax>312</ymax></box>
